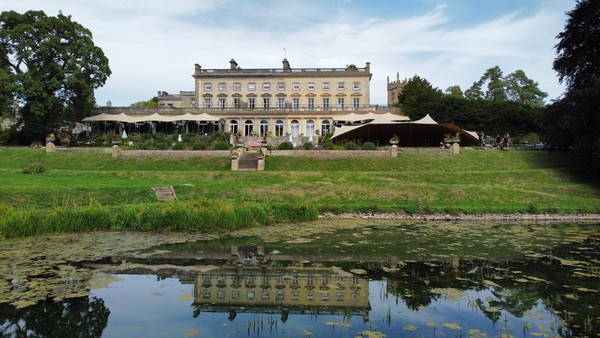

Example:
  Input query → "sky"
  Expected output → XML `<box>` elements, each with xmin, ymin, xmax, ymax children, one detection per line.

<box><xmin>3</xmin><ymin>0</ymin><xmax>575</xmax><ymax>106</ymax></box>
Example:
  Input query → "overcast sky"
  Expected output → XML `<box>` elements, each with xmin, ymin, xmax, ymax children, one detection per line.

<box><xmin>4</xmin><ymin>0</ymin><xmax>574</xmax><ymax>107</ymax></box>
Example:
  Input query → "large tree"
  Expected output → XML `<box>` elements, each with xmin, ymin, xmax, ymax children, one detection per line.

<box><xmin>396</xmin><ymin>75</ymin><xmax>443</xmax><ymax>119</ymax></box>
<box><xmin>543</xmin><ymin>0</ymin><xmax>600</xmax><ymax>167</ymax></box>
<box><xmin>465</xmin><ymin>66</ymin><xmax>547</xmax><ymax>106</ymax></box>
<box><xmin>0</xmin><ymin>10</ymin><xmax>111</xmax><ymax>142</ymax></box>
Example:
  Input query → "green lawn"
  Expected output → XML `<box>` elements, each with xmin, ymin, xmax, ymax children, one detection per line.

<box><xmin>1</xmin><ymin>147</ymin><xmax>599</xmax><ymax>214</ymax></box>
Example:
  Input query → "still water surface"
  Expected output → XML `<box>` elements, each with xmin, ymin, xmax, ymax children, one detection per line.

<box><xmin>1</xmin><ymin>220</ymin><xmax>599</xmax><ymax>337</ymax></box>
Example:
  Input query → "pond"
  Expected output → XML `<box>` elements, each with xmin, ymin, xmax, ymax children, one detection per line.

<box><xmin>0</xmin><ymin>220</ymin><xmax>599</xmax><ymax>337</ymax></box>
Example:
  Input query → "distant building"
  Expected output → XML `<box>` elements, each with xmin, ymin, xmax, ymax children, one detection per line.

<box><xmin>386</xmin><ymin>72</ymin><xmax>408</xmax><ymax>107</ymax></box>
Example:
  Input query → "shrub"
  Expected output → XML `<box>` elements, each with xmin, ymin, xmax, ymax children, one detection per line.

<box><xmin>172</xmin><ymin>142</ymin><xmax>185</xmax><ymax>150</ymax></box>
<box><xmin>322</xmin><ymin>141</ymin><xmax>335</xmax><ymax>150</ymax></box>
<box><xmin>277</xmin><ymin>141</ymin><xmax>294</xmax><ymax>150</ymax></box>
<box><xmin>361</xmin><ymin>142</ymin><xmax>376</xmax><ymax>150</ymax></box>
<box><xmin>214</xmin><ymin>141</ymin><xmax>230</xmax><ymax>150</ymax></box>
<box><xmin>343</xmin><ymin>141</ymin><xmax>359</xmax><ymax>150</ymax></box>
<box><xmin>303</xmin><ymin>142</ymin><xmax>314</xmax><ymax>150</ymax></box>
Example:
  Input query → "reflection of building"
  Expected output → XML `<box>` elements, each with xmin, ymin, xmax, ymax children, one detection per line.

<box><xmin>189</xmin><ymin>246</ymin><xmax>370</xmax><ymax>315</ymax></box>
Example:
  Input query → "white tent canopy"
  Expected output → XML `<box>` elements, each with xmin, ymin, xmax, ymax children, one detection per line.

<box><xmin>83</xmin><ymin>112</ymin><xmax>219</xmax><ymax>123</ymax></box>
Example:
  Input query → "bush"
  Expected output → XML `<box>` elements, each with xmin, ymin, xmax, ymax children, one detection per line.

<box><xmin>322</xmin><ymin>141</ymin><xmax>335</xmax><ymax>150</ymax></box>
<box><xmin>302</xmin><ymin>142</ymin><xmax>314</xmax><ymax>150</ymax></box>
<box><xmin>172</xmin><ymin>142</ymin><xmax>185</xmax><ymax>150</ymax></box>
<box><xmin>277</xmin><ymin>141</ymin><xmax>294</xmax><ymax>150</ymax></box>
<box><xmin>361</xmin><ymin>142</ymin><xmax>376</xmax><ymax>150</ymax></box>
<box><xmin>343</xmin><ymin>141</ymin><xmax>359</xmax><ymax>150</ymax></box>
<box><xmin>214</xmin><ymin>141</ymin><xmax>230</xmax><ymax>150</ymax></box>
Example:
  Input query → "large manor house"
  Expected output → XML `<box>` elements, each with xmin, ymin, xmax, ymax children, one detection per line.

<box><xmin>89</xmin><ymin>58</ymin><xmax>408</xmax><ymax>138</ymax></box>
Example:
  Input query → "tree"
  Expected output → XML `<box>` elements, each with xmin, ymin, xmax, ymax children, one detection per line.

<box><xmin>130</xmin><ymin>97</ymin><xmax>159</xmax><ymax>107</ymax></box>
<box><xmin>0</xmin><ymin>10</ymin><xmax>111</xmax><ymax>143</ymax></box>
<box><xmin>445</xmin><ymin>85</ymin><xmax>463</xmax><ymax>97</ymax></box>
<box><xmin>543</xmin><ymin>0</ymin><xmax>600</xmax><ymax>167</ymax></box>
<box><xmin>396</xmin><ymin>75</ymin><xmax>442</xmax><ymax>119</ymax></box>
<box><xmin>466</xmin><ymin>66</ymin><xmax>547</xmax><ymax>106</ymax></box>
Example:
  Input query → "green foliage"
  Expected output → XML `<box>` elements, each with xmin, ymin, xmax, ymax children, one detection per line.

<box><xmin>321</xmin><ymin>141</ymin><xmax>335</xmax><ymax>150</ymax></box>
<box><xmin>465</xmin><ymin>66</ymin><xmax>547</xmax><ymax>106</ymax></box>
<box><xmin>361</xmin><ymin>142</ymin><xmax>376</xmax><ymax>150</ymax></box>
<box><xmin>343</xmin><ymin>140</ymin><xmax>359</xmax><ymax>150</ymax></box>
<box><xmin>0</xmin><ymin>10</ymin><xmax>111</xmax><ymax>142</ymax></box>
<box><xmin>21</xmin><ymin>160</ymin><xmax>45</xmax><ymax>174</ymax></box>
<box><xmin>397</xmin><ymin>75</ymin><xmax>443</xmax><ymax>118</ymax></box>
<box><xmin>130</xmin><ymin>97</ymin><xmax>159</xmax><ymax>107</ymax></box>
<box><xmin>302</xmin><ymin>142</ymin><xmax>314</xmax><ymax>150</ymax></box>
<box><xmin>277</xmin><ymin>141</ymin><xmax>293</xmax><ymax>150</ymax></box>
<box><xmin>213</xmin><ymin>141</ymin><xmax>230</xmax><ymax>150</ymax></box>
<box><xmin>172</xmin><ymin>142</ymin><xmax>185</xmax><ymax>150</ymax></box>
<box><xmin>522</xmin><ymin>133</ymin><xmax>541</xmax><ymax>145</ymax></box>
<box><xmin>543</xmin><ymin>0</ymin><xmax>600</xmax><ymax>168</ymax></box>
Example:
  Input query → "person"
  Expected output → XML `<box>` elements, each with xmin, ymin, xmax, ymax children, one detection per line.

<box><xmin>478</xmin><ymin>131</ymin><xmax>484</xmax><ymax>148</ymax></box>
<box><xmin>496</xmin><ymin>134</ymin><xmax>501</xmax><ymax>149</ymax></box>
<box><xmin>502</xmin><ymin>133</ymin><xmax>510</xmax><ymax>150</ymax></box>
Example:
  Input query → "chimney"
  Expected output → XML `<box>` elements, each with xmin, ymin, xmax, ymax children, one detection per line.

<box><xmin>229</xmin><ymin>59</ymin><xmax>238</xmax><ymax>70</ymax></box>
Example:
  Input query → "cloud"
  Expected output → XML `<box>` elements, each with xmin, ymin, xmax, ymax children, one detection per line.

<box><xmin>3</xmin><ymin>0</ymin><xmax>572</xmax><ymax>106</ymax></box>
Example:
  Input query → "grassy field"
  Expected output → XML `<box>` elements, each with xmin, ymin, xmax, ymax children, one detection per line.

<box><xmin>1</xmin><ymin>147</ymin><xmax>599</xmax><ymax>214</ymax></box>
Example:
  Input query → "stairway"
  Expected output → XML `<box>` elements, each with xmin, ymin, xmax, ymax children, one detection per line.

<box><xmin>153</xmin><ymin>186</ymin><xmax>177</xmax><ymax>201</ymax></box>
<box><xmin>238</xmin><ymin>152</ymin><xmax>259</xmax><ymax>170</ymax></box>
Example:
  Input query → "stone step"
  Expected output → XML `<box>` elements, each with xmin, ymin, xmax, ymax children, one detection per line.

<box><xmin>153</xmin><ymin>186</ymin><xmax>177</xmax><ymax>201</ymax></box>
<box><xmin>238</xmin><ymin>152</ymin><xmax>259</xmax><ymax>170</ymax></box>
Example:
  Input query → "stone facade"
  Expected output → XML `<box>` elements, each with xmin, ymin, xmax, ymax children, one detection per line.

<box><xmin>387</xmin><ymin>72</ymin><xmax>408</xmax><ymax>107</ymax></box>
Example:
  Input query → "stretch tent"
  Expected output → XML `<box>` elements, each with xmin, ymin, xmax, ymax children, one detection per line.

<box><xmin>332</xmin><ymin>114</ymin><xmax>478</xmax><ymax>147</ymax></box>
<box><xmin>82</xmin><ymin>112</ymin><xmax>219</xmax><ymax>123</ymax></box>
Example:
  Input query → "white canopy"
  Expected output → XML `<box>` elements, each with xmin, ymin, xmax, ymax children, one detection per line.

<box><xmin>83</xmin><ymin>112</ymin><xmax>219</xmax><ymax>123</ymax></box>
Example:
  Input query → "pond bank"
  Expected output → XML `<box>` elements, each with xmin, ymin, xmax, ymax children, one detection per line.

<box><xmin>321</xmin><ymin>212</ymin><xmax>600</xmax><ymax>222</ymax></box>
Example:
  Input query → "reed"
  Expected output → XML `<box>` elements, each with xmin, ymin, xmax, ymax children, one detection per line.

<box><xmin>0</xmin><ymin>198</ymin><xmax>320</xmax><ymax>238</ymax></box>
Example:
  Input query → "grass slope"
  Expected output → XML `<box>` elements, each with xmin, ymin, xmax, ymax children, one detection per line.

<box><xmin>1</xmin><ymin>148</ymin><xmax>599</xmax><ymax>214</ymax></box>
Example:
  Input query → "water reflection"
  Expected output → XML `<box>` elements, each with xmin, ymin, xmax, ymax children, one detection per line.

<box><xmin>1</xmin><ymin>221</ymin><xmax>599</xmax><ymax>337</ymax></box>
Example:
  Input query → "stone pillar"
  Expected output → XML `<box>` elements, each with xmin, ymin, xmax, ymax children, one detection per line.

<box><xmin>257</xmin><ymin>159</ymin><xmax>265</xmax><ymax>171</ymax></box>
<box><xmin>45</xmin><ymin>142</ymin><xmax>56</xmax><ymax>153</ymax></box>
<box><xmin>390</xmin><ymin>145</ymin><xmax>398</xmax><ymax>157</ymax></box>
<box><xmin>450</xmin><ymin>143</ymin><xmax>460</xmax><ymax>155</ymax></box>
<box><xmin>112</xmin><ymin>145</ymin><xmax>120</xmax><ymax>157</ymax></box>
<box><xmin>231</xmin><ymin>159</ymin><xmax>239</xmax><ymax>171</ymax></box>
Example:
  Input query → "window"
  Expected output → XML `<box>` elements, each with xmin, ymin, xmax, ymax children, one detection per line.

<box><xmin>308</xmin><ymin>98</ymin><xmax>314</xmax><ymax>109</ymax></box>
<box><xmin>353</xmin><ymin>98</ymin><xmax>360</xmax><ymax>110</ymax></box>
<box><xmin>232</xmin><ymin>290</ymin><xmax>240</xmax><ymax>299</ymax></box>
<box><xmin>336</xmin><ymin>293</ymin><xmax>344</xmax><ymax>301</ymax></box>
<box><xmin>263</xmin><ymin>82</ymin><xmax>270</xmax><ymax>91</ymax></box>
<box><xmin>338</xmin><ymin>98</ymin><xmax>344</xmax><ymax>110</ymax></box>
<box><xmin>219</xmin><ymin>82</ymin><xmax>226</xmax><ymax>91</ymax></box>
<box><xmin>321</xmin><ymin>120</ymin><xmax>331</xmax><ymax>134</ymax></box>
<box><xmin>260</xmin><ymin>120</ymin><xmax>268</xmax><ymax>137</ymax></box>
<box><xmin>352</xmin><ymin>276</ymin><xmax>359</xmax><ymax>285</ymax></box>
<box><xmin>278</xmin><ymin>98</ymin><xmax>285</xmax><ymax>109</ymax></box>
<box><xmin>277</xmin><ymin>272</ymin><xmax>285</xmax><ymax>285</ymax></box>
<box><xmin>338</xmin><ymin>82</ymin><xmax>345</xmax><ymax>90</ymax></box>
<box><xmin>292</xmin><ymin>273</ymin><xmax>299</xmax><ymax>285</ymax></box>
<box><xmin>244</xmin><ymin>120</ymin><xmax>253</xmax><ymax>136</ymax></box>
<box><xmin>247</xmin><ymin>291</ymin><xmax>255</xmax><ymax>300</ymax></box>
<box><xmin>323</xmin><ymin>82</ymin><xmax>330</xmax><ymax>90</ymax></box>
<box><xmin>219</xmin><ymin>98</ymin><xmax>226</xmax><ymax>109</ymax></box>
<box><xmin>307</xmin><ymin>292</ymin><xmax>314</xmax><ymax>300</ymax></box>
<box><xmin>191</xmin><ymin>98</ymin><xmax>196</xmax><ymax>106</ymax></box>
<box><xmin>262</xmin><ymin>290</ymin><xmax>270</xmax><ymax>299</ymax></box>
<box><xmin>307</xmin><ymin>82</ymin><xmax>315</xmax><ymax>90</ymax></box>
<box><xmin>217</xmin><ymin>275</ymin><xmax>226</xmax><ymax>284</ymax></box>
<box><xmin>306</xmin><ymin>120</ymin><xmax>315</xmax><ymax>137</ymax></box>
<box><xmin>293</xmin><ymin>98</ymin><xmax>300</xmax><ymax>111</ymax></box>
<box><xmin>276</xmin><ymin>290</ymin><xmax>284</xmax><ymax>301</ymax></box>
<box><xmin>204</xmin><ymin>83</ymin><xmax>212</xmax><ymax>91</ymax></box>
<box><xmin>204</xmin><ymin>98</ymin><xmax>211</xmax><ymax>108</ymax></box>
<box><xmin>293</xmin><ymin>83</ymin><xmax>300</xmax><ymax>91</ymax></box>
<box><xmin>353</xmin><ymin>82</ymin><xmax>360</xmax><ymax>90</ymax></box>
<box><xmin>203</xmin><ymin>290</ymin><xmax>211</xmax><ymax>299</ymax></box>
<box><xmin>323</xmin><ymin>98</ymin><xmax>330</xmax><ymax>110</ymax></box>
<box><xmin>248</xmin><ymin>83</ymin><xmax>256</xmax><ymax>91</ymax></box>
<box><xmin>233</xmin><ymin>82</ymin><xmax>241</xmax><ymax>91</ymax></box>
<box><xmin>352</xmin><ymin>293</ymin><xmax>359</xmax><ymax>301</ymax></box>
<box><xmin>291</xmin><ymin>292</ymin><xmax>299</xmax><ymax>300</ymax></box>
<box><xmin>307</xmin><ymin>274</ymin><xmax>314</xmax><ymax>286</ymax></box>
<box><xmin>275</xmin><ymin>120</ymin><xmax>284</xmax><ymax>137</ymax></box>
<box><xmin>229</xmin><ymin>120</ymin><xmax>238</xmax><ymax>134</ymax></box>
<box><xmin>203</xmin><ymin>274</ymin><xmax>211</xmax><ymax>284</ymax></box>
<box><xmin>234</xmin><ymin>98</ymin><xmax>241</xmax><ymax>110</ymax></box>
<box><xmin>278</xmin><ymin>82</ymin><xmax>285</xmax><ymax>91</ymax></box>
<box><xmin>322</xmin><ymin>292</ymin><xmax>329</xmax><ymax>301</ymax></box>
<box><xmin>263</xmin><ymin>98</ymin><xmax>270</xmax><ymax>110</ymax></box>
<box><xmin>217</xmin><ymin>290</ymin><xmax>225</xmax><ymax>299</ymax></box>
<box><xmin>262</xmin><ymin>274</ymin><xmax>270</xmax><ymax>286</ymax></box>
<box><xmin>249</xmin><ymin>98</ymin><xmax>255</xmax><ymax>109</ymax></box>
<box><xmin>291</xmin><ymin>120</ymin><xmax>300</xmax><ymax>138</ymax></box>
<box><xmin>322</xmin><ymin>274</ymin><xmax>329</xmax><ymax>285</ymax></box>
